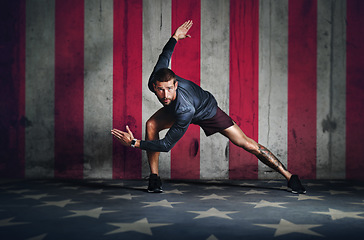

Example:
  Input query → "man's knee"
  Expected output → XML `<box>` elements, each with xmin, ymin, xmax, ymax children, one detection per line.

<box><xmin>146</xmin><ymin>109</ymin><xmax>174</xmax><ymax>135</ymax></box>
<box><xmin>146</xmin><ymin>118</ymin><xmax>159</xmax><ymax>133</ymax></box>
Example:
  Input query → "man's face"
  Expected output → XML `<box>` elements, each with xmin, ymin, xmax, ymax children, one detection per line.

<box><xmin>153</xmin><ymin>79</ymin><xmax>178</xmax><ymax>106</ymax></box>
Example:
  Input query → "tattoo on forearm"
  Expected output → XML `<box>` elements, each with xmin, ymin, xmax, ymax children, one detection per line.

<box><xmin>257</xmin><ymin>144</ymin><xmax>287</xmax><ymax>171</ymax></box>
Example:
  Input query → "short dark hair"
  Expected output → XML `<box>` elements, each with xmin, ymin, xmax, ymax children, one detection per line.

<box><xmin>152</xmin><ymin>68</ymin><xmax>176</xmax><ymax>85</ymax></box>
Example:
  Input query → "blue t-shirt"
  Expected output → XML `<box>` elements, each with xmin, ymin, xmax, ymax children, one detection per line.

<box><xmin>140</xmin><ymin>38</ymin><xmax>218</xmax><ymax>152</ymax></box>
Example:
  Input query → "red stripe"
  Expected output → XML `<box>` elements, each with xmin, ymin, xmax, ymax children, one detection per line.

<box><xmin>287</xmin><ymin>0</ymin><xmax>317</xmax><ymax>179</ymax></box>
<box><xmin>113</xmin><ymin>0</ymin><xmax>143</xmax><ymax>179</ymax></box>
<box><xmin>18</xmin><ymin>0</ymin><xmax>26</xmax><ymax>178</ymax></box>
<box><xmin>0</xmin><ymin>0</ymin><xmax>26</xmax><ymax>178</ymax></box>
<box><xmin>229</xmin><ymin>0</ymin><xmax>259</xmax><ymax>179</ymax></box>
<box><xmin>54</xmin><ymin>0</ymin><xmax>84</xmax><ymax>178</ymax></box>
<box><xmin>346</xmin><ymin>0</ymin><xmax>364</xmax><ymax>180</ymax></box>
<box><xmin>171</xmin><ymin>0</ymin><xmax>201</xmax><ymax>179</ymax></box>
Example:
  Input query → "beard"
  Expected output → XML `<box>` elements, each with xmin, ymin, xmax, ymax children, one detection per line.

<box><xmin>158</xmin><ymin>97</ymin><xmax>173</xmax><ymax>106</ymax></box>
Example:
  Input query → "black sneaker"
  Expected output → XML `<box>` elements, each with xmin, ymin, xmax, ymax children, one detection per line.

<box><xmin>287</xmin><ymin>175</ymin><xmax>306</xmax><ymax>194</ymax></box>
<box><xmin>148</xmin><ymin>174</ymin><xmax>163</xmax><ymax>193</ymax></box>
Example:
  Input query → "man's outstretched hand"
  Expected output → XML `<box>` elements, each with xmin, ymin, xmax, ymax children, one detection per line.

<box><xmin>111</xmin><ymin>126</ymin><xmax>134</xmax><ymax>147</ymax></box>
<box><xmin>172</xmin><ymin>20</ymin><xmax>193</xmax><ymax>41</ymax></box>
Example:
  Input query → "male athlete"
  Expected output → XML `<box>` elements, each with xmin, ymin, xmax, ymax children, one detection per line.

<box><xmin>111</xmin><ymin>20</ymin><xmax>306</xmax><ymax>194</ymax></box>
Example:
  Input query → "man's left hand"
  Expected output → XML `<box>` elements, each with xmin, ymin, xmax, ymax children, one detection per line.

<box><xmin>111</xmin><ymin>126</ymin><xmax>134</xmax><ymax>147</ymax></box>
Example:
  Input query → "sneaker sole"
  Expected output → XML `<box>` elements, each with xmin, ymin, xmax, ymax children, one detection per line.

<box><xmin>288</xmin><ymin>188</ymin><xmax>306</xmax><ymax>194</ymax></box>
<box><xmin>147</xmin><ymin>189</ymin><xmax>163</xmax><ymax>193</ymax></box>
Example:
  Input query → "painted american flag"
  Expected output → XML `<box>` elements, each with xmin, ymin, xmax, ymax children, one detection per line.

<box><xmin>1</xmin><ymin>0</ymin><xmax>364</xmax><ymax>180</ymax></box>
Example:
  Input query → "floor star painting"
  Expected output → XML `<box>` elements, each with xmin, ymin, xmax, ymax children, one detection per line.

<box><xmin>1</xmin><ymin>179</ymin><xmax>364</xmax><ymax>240</ymax></box>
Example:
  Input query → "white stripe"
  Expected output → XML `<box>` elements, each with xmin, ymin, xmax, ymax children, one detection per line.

<box><xmin>142</xmin><ymin>0</ymin><xmax>172</xmax><ymax>179</ymax></box>
<box><xmin>25</xmin><ymin>0</ymin><xmax>55</xmax><ymax>178</ymax></box>
<box><xmin>258</xmin><ymin>0</ymin><xmax>288</xmax><ymax>179</ymax></box>
<box><xmin>316</xmin><ymin>0</ymin><xmax>346</xmax><ymax>179</ymax></box>
<box><xmin>84</xmin><ymin>0</ymin><xmax>113</xmax><ymax>179</ymax></box>
<box><xmin>200</xmin><ymin>0</ymin><xmax>230</xmax><ymax>179</ymax></box>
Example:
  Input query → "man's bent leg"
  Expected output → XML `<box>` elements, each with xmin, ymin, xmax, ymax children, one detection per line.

<box><xmin>145</xmin><ymin>107</ymin><xmax>175</xmax><ymax>175</ymax></box>
<box><xmin>220</xmin><ymin>123</ymin><xmax>292</xmax><ymax>180</ymax></box>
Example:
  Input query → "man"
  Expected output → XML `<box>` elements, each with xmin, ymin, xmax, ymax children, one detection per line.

<box><xmin>111</xmin><ymin>20</ymin><xmax>306</xmax><ymax>194</ymax></box>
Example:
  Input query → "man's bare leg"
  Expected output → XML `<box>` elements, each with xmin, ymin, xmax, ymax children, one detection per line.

<box><xmin>145</xmin><ymin>131</ymin><xmax>160</xmax><ymax>175</ymax></box>
<box><xmin>255</xmin><ymin>144</ymin><xmax>291</xmax><ymax>179</ymax></box>
<box><xmin>145</xmin><ymin>108</ymin><xmax>175</xmax><ymax>176</ymax></box>
<box><xmin>220</xmin><ymin>123</ymin><xmax>292</xmax><ymax>180</ymax></box>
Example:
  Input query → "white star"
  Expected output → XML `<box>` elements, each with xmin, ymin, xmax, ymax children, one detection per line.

<box><xmin>288</xmin><ymin>194</ymin><xmax>325</xmax><ymax>201</ymax></box>
<box><xmin>312</xmin><ymin>208</ymin><xmax>364</xmax><ymax>220</ymax></box>
<box><xmin>238</xmin><ymin>182</ymin><xmax>257</xmax><ymax>187</ymax></box>
<box><xmin>204</xmin><ymin>186</ymin><xmax>226</xmax><ymax>190</ymax></box>
<box><xmin>243</xmin><ymin>200</ymin><xmax>288</xmax><ymax>208</ymax></box>
<box><xmin>267</xmin><ymin>180</ymin><xmax>284</xmax><ymax>184</ymax></box>
<box><xmin>240</xmin><ymin>189</ymin><xmax>268</xmax><ymax>195</ymax></box>
<box><xmin>322</xmin><ymin>190</ymin><xmax>351</xmax><ymax>195</ymax></box>
<box><xmin>0</xmin><ymin>217</ymin><xmax>29</xmax><ymax>227</ymax></box>
<box><xmin>255</xmin><ymin>219</ymin><xmax>323</xmax><ymax>237</ymax></box>
<box><xmin>198</xmin><ymin>194</ymin><xmax>230</xmax><ymax>200</ymax></box>
<box><xmin>19</xmin><ymin>193</ymin><xmax>54</xmax><ymax>200</ymax></box>
<box><xmin>206</xmin><ymin>180</ymin><xmax>223</xmax><ymax>184</ymax></box>
<box><xmin>188</xmin><ymin>207</ymin><xmax>239</xmax><ymax>220</ymax></box>
<box><xmin>350</xmin><ymin>200</ymin><xmax>364</xmax><ymax>206</ymax></box>
<box><xmin>26</xmin><ymin>233</ymin><xmax>47</xmax><ymax>240</ymax></box>
<box><xmin>61</xmin><ymin>186</ymin><xmax>80</xmax><ymax>190</ymax></box>
<box><xmin>106</xmin><ymin>217</ymin><xmax>172</xmax><ymax>235</ymax></box>
<box><xmin>141</xmin><ymin>199</ymin><xmax>183</xmax><ymax>208</ymax></box>
<box><xmin>63</xmin><ymin>207</ymin><xmax>116</xmax><ymax>219</ymax></box>
<box><xmin>275</xmin><ymin>185</ymin><xmax>288</xmax><ymax>190</ymax></box>
<box><xmin>163</xmin><ymin>189</ymin><xmax>188</xmax><ymax>194</ymax></box>
<box><xmin>36</xmin><ymin>199</ymin><xmax>80</xmax><ymax>208</ymax></box>
<box><xmin>7</xmin><ymin>189</ymin><xmax>33</xmax><ymax>194</ymax></box>
<box><xmin>108</xmin><ymin>193</ymin><xmax>141</xmax><ymax>200</ymax></box>
<box><xmin>81</xmin><ymin>189</ymin><xmax>105</xmax><ymax>194</ymax></box>
<box><xmin>329</xmin><ymin>180</ymin><xmax>345</xmax><ymax>184</ymax></box>
<box><xmin>206</xmin><ymin>234</ymin><xmax>219</xmax><ymax>240</ymax></box>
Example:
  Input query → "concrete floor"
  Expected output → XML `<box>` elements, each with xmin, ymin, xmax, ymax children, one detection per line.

<box><xmin>1</xmin><ymin>178</ymin><xmax>364</xmax><ymax>240</ymax></box>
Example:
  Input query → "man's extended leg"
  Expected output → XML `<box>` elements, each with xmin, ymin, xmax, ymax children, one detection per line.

<box><xmin>220</xmin><ymin>123</ymin><xmax>305</xmax><ymax>193</ymax></box>
<box><xmin>145</xmin><ymin>107</ymin><xmax>174</xmax><ymax>192</ymax></box>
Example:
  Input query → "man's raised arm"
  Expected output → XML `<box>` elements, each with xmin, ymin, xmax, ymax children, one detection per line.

<box><xmin>147</xmin><ymin>20</ymin><xmax>193</xmax><ymax>92</ymax></box>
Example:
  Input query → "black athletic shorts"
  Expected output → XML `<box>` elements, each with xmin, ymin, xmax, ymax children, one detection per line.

<box><xmin>193</xmin><ymin>107</ymin><xmax>234</xmax><ymax>136</ymax></box>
